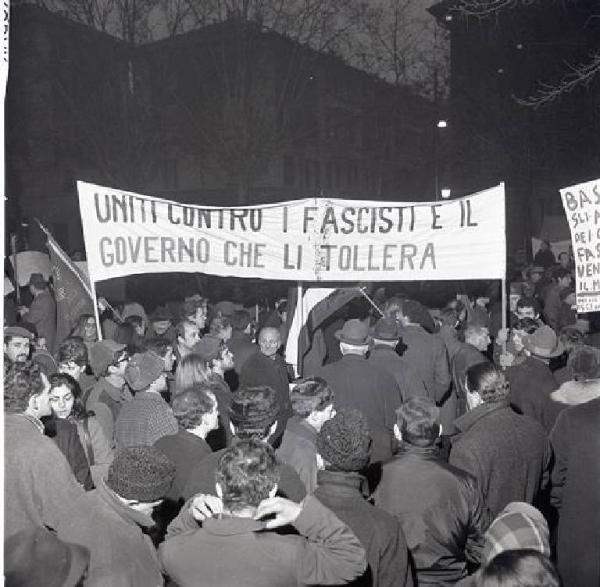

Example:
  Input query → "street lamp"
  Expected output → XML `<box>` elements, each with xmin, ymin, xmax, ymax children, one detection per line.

<box><xmin>437</xmin><ymin>120</ymin><xmax>448</xmax><ymax>128</ymax></box>
<box><xmin>440</xmin><ymin>188</ymin><xmax>452</xmax><ymax>199</ymax></box>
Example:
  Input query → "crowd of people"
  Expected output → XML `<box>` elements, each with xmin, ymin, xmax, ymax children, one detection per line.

<box><xmin>3</xmin><ymin>251</ymin><xmax>599</xmax><ymax>587</ymax></box>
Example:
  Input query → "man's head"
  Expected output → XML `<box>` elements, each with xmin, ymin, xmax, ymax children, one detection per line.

<box><xmin>335</xmin><ymin>319</ymin><xmax>370</xmax><ymax>356</ymax></box>
<box><xmin>145</xmin><ymin>337</ymin><xmax>175</xmax><ymax>373</ymax></box>
<box><xmin>316</xmin><ymin>409</ymin><xmax>371</xmax><ymax>472</ymax></box>
<box><xmin>465</xmin><ymin>362</ymin><xmax>510</xmax><ymax>409</ymax></box>
<box><xmin>172</xmin><ymin>384</ymin><xmax>219</xmax><ymax>437</ymax></box>
<box><xmin>4</xmin><ymin>326</ymin><xmax>33</xmax><ymax>364</ymax></box>
<box><xmin>124</xmin><ymin>314</ymin><xmax>146</xmax><ymax>337</ymax></box>
<box><xmin>150</xmin><ymin>305</ymin><xmax>173</xmax><ymax>336</ymax></box>
<box><xmin>231</xmin><ymin>309</ymin><xmax>252</xmax><ymax>334</ymax></box>
<box><xmin>371</xmin><ymin>317</ymin><xmax>400</xmax><ymax>347</ymax></box>
<box><xmin>215</xmin><ymin>439</ymin><xmax>279</xmax><ymax>513</ymax></box>
<box><xmin>4</xmin><ymin>362</ymin><xmax>51</xmax><ymax>418</ymax></box>
<box><xmin>558</xmin><ymin>251</ymin><xmax>570</xmax><ymax>268</ymax></box>
<box><xmin>465</xmin><ymin>324</ymin><xmax>491</xmax><ymax>352</ymax></box>
<box><xmin>229</xmin><ymin>385</ymin><xmax>279</xmax><ymax>442</ymax></box>
<box><xmin>124</xmin><ymin>351</ymin><xmax>167</xmax><ymax>393</ymax></box>
<box><xmin>515</xmin><ymin>297</ymin><xmax>540</xmax><ymax>320</ymax></box>
<box><xmin>290</xmin><ymin>377</ymin><xmax>335</xmax><ymax>431</ymax></box>
<box><xmin>182</xmin><ymin>299</ymin><xmax>207</xmax><ymax>330</ymax></box>
<box><xmin>394</xmin><ymin>397</ymin><xmax>441</xmax><ymax>448</ymax></box>
<box><xmin>176</xmin><ymin>320</ymin><xmax>201</xmax><ymax>354</ymax></box>
<box><xmin>106</xmin><ymin>446</ymin><xmax>176</xmax><ymax>516</ymax></box>
<box><xmin>28</xmin><ymin>273</ymin><xmax>47</xmax><ymax>296</ymax></box>
<box><xmin>193</xmin><ymin>336</ymin><xmax>235</xmax><ymax>374</ymax></box>
<box><xmin>383</xmin><ymin>296</ymin><xmax>404</xmax><ymax>322</ymax></box>
<box><xmin>56</xmin><ymin>337</ymin><xmax>89</xmax><ymax>381</ymax></box>
<box><xmin>528</xmin><ymin>266</ymin><xmax>544</xmax><ymax>283</ymax></box>
<box><xmin>258</xmin><ymin>327</ymin><xmax>281</xmax><ymax>359</ymax></box>
<box><xmin>209</xmin><ymin>316</ymin><xmax>233</xmax><ymax>342</ymax></box>
<box><xmin>554</xmin><ymin>267</ymin><xmax>572</xmax><ymax>288</ymax></box>
<box><xmin>539</xmin><ymin>240</ymin><xmax>550</xmax><ymax>251</ymax></box>
<box><xmin>89</xmin><ymin>340</ymin><xmax>128</xmax><ymax>378</ymax></box>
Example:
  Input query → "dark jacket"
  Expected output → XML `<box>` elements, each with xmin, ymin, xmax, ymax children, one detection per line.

<box><xmin>46</xmin><ymin>417</ymin><xmax>94</xmax><ymax>490</ymax></box>
<box><xmin>182</xmin><ymin>445</ymin><xmax>306</xmax><ymax>503</ymax></box>
<box><xmin>276</xmin><ymin>417</ymin><xmax>319</xmax><ymax>494</ymax></box>
<box><xmin>314</xmin><ymin>470</ymin><xmax>413</xmax><ymax>587</ymax></box>
<box><xmin>505</xmin><ymin>356</ymin><xmax>557</xmax><ymax>424</ymax></box>
<box><xmin>154</xmin><ymin>429</ymin><xmax>212</xmax><ymax>502</ymax></box>
<box><xmin>449</xmin><ymin>402</ymin><xmax>550</xmax><ymax>517</ymax></box>
<box><xmin>57</xmin><ymin>479</ymin><xmax>163</xmax><ymax>587</ymax></box>
<box><xmin>450</xmin><ymin>343</ymin><xmax>489</xmax><ymax>423</ymax></box>
<box><xmin>240</xmin><ymin>351</ymin><xmax>292</xmax><ymax>441</ymax></box>
<box><xmin>367</xmin><ymin>345</ymin><xmax>427</xmax><ymax>403</ymax></box>
<box><xmin>550</xmin><ymin>396</ymin><xmax>600</xmax><ymax>587</ymax></box>
<box><xmin>227</xmin><ymin>331</ymin><xmax>257</xmax><ymax>375</ymax></box>
<box><xmin>373</xmin><ymin>445</ymin><xmax>490</xmax><ymax>586</ymax></box>
<box><xmin>317</xmin><ymin>354</ymin><xmax>399</xmax><ymax>463</ymax></box>
<box><xmin>397</xmin><ymin>325</ymin><xmax>451</xmax><ymax>403</ymax></box>
<box><xmin>160</xmin><ymin>495</ymin><xmax>367</xmax><ymax>587</ymax></box>
<box><xmin>27</xmin><ymin>290</ymin><xmax>57</xmax><ymax>353</ymax></box>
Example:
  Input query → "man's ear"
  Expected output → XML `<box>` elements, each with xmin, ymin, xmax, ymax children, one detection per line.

<box><xmin>268</xmin><ymin>484</ymin><xmax>278</xmax><ymax>498</ymax></box>
<box><xmin>438</xmin><ymin>424</ymin><xmax>443</xmax><ymax>438</ymax></box>
<box><xmin>229</xmin><ymin>421</ymin><xmax>236</xmax><ymax>435</ymax></box>
<box><xmin>215</xmin><ymin>483</ymin><xmax>223</xmax><ymax>499</ymax></box>
<box><xmin>393</xmin><ymin>423</ymin><xmax>402</xmax><ymax>442</ymax></box>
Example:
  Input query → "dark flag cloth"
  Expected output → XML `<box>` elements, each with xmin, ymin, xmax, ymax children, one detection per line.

<box><xmin>286</xmin><ymin>284</ymin><xmax>373</xmax><ymax>377</ymax></box>
<box><xmin>38</xmin><ymin>222</ymin><xmax>94</xmax><ymax>353</ymax></box>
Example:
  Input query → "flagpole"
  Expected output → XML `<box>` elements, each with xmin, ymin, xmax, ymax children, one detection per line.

<box><xmin>358</xmin><ymin>286</ymin><xmax>384</xmax><ymax>317</ymax></box>
<box><xmin>89</xmin><ymin>277</ymin><xmax>103</xmax><ymax>342</ymax></box>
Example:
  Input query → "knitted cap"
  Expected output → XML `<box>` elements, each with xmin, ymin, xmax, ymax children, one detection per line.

<box><xmin>482</xmin><ymin>501</ymin><xmax>550</xmax><ymax>564</ymax></box>
<box><xmin>317</xmin><ymin>409</ymin><xmax>372</xmax><ymax>472</ymax></box>
<box><xmin>106</xmin><ymin>446</ymin><xmax>175</xmax><ymax>502</ymax></box>
<box><xmin>124</xmin><ymin>351</ymin><xmax>164</xmax><ymax>391</ymax></box>
<box><xmin>89</xmin><ymin>340</ymin><xmax>126</xmax><ymax>377</ymax></box>
<box><xmin>229</xmin><ymin>386</ymin><xmax>280</xmax><ymax>432</ymax></box>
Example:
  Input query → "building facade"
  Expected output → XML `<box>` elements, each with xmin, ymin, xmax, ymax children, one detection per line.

<box><xmin>6</xmin><ymin>5</ymin><xmax>435</xmax><ymax>253</ymax></box>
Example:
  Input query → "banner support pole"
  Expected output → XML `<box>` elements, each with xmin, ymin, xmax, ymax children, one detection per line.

<box><xmin>89</xmin><ymin>278</ymin><xmax>103</xmax><ymax>342</ymax></box>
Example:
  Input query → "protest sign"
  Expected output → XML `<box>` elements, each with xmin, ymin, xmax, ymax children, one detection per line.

<box><xmin>78</xmin><ymin>181</ymin><xmax>506</xmax><ymax>283</ymax></box>
<box><xmin>560</xmin><ymin>178</ymin><xmax>600</xmax><ymax>312</ymax></box>
<box><xmin>9</xmin><ymin>251</ymin><xmax>51</xmax><ymax>286</ymax></box>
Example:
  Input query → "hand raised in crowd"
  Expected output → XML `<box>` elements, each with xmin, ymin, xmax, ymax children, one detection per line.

<box><xmin>190</xmin><ymin>494</ymin><xmax>224</xmax><ymax>522</ymax></box>
<box><xmin>254</xmin><ymin>497</ymin><xmax>302</xmax><ymax>529</ymax></box>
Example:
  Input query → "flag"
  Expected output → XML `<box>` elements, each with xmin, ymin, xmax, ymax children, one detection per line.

<box><xmin>285</xmin><ymin>285</ymin><xmax>372</xmax><ymax>377</ymax></box>
<box><xmin>39</xmin><ymin>222</ymin><xmax>95</xmax><ymax>352</ymax></box>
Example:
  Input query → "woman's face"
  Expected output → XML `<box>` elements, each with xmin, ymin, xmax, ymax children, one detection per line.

<box><xmin>83</xmin><ymin>318</ymin><xmax>97</xmax><ymax>342</ymax></box>
<box><xmin>49</xmin><ymin>384</ymin><xmax>75</xmax><ymax>419</ymax></box>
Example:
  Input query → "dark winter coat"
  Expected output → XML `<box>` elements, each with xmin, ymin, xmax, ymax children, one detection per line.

<box><xmin>160</xmin><ymin>495</ymin><xmax>367</xmax><ymax>587</ymax></box>
<box><xmin>276</xmin><ymin>417</ymin><xmax>319</xmax><ymax>494</ymax></box>
<box><xmin>550</xmin><ymin>396</ymin><xmax>600</xmax><ymax>587</ymax></box>
<box><xmin>373</xmin><ymin>445</ymin><xmax>490</xmax><ymax>586</ymax></box>
<box><xmin>317</xmin><ymin>354</ymin><xmax>399</xmax><ymax>463</ymax></box>
<box><xmin>449</xmin><ymin>402</ymin><xmax>550</xmax><ymax>517</ymax></box>
<box><xmin>314</xmin><ymin>470</ymin><xmax>414</xmax><ymax>587</ymax></box>
<box><xmin>505</xmin><ymin>356</ymin><xmax>557</xmax><ymax>424</ymax></box>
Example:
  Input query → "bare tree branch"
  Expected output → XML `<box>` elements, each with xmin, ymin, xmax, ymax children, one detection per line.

<box><xmin>514</xmin><ymin>52</ymin><xmax>600</xmax><ymax>108</ymax></box>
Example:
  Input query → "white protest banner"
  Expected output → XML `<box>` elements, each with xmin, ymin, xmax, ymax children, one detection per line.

<box><xmin>78</xmin><ymin>181</ymin><xmax>506</xmax><ymax>283</ymax></box>
<box><xmin>9</xmin><ymin>251</ymin><xmax>51</xmax><ymax>286</ymax></box>
<box><xmin>560</xmin><ymin>178</ymin><xmax>600</xmax><ymax>312</ymax></box>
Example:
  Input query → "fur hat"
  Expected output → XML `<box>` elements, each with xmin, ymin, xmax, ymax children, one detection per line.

<box><xmin>89</xmin><ymin>340</ymin><xmax>126</xmax><ymax>377</ymax></box>
<box><xmin>229</xmin><ymin>386</ymin><xmax>279</xmax><ymax>433</ymax></box>
<box><xmin>5</xmin><ymin>526</ymin><xmax>90</xmax><ymax>587</ymax></box>
<box><xmin>106</xmin><ymin>446</ymin><xmax>175</xmax><ymax>502</ymax></box>
<box><xmin>124</xmin><ymin>351</ymin><xmax>164</xmax><ymax>391</ymax></box>
<box><xmin>335</xmin><ymin>319</ymin><xmax>370</xmax><ymax>345</ymax></box>
<box><xmin>317</xmin><ymin>409</ymin><xmax>372</xmax><ymax>472</ymax></box>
